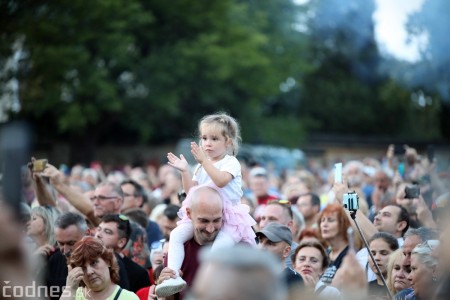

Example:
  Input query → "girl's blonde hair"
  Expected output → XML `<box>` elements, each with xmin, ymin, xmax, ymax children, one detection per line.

<box><xmin>198</xmin><ymin>112</ymin><xmax>241</xmax><ymax>156</ymax></box>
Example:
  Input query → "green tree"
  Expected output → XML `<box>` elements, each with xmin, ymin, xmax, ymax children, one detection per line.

<box><xmin>1</xmin><ymin>0</ymin><xmax>312</xmax><ymax>163</ymax></box>
<box><xmin>299</xmin><ymin>0</ymin><xmax>382</xmax><ymax>135</ymax></box>
<box><xmin>1</xmin><ymin>0</ymin><xmax>154</xmax><ymax>161</ymax></box>
<box><xmin>296</xmin><ymin>0</ymin><xmax>442</xmax><ymax>141</ymax></box>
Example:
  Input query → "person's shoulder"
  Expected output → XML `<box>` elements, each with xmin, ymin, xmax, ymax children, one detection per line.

<box><xmin>225</xmin><ymin>154</ymin><xmax>239</xmax><ymax>161</ymax></box>
<box><xmin>74</xmin><ymin>287</ymin><xmax>87</xmax><ymax>299</ymax></box>
<box><xmin>122</xmin><ymin>255</ymin><xmax>149</xmax><ymax>275</ymax></box>
<box><xmin>221</xmin><ymin>155</ymin><xmax>240</xmax><ymax>166</ymax></box>
<box><xmin>115</xmin><ymin>252</ymin><xmax>125</xmax><ymax>262</ymax></box>
<box><xmin>135</xmin><ymin>286</ymin><xmax>150</xmax><ymax>300</ymax></box>
<box><xmin>120</xmin><ymin>255</ymin><xmax>132</xmax><ymax>266</ymax></box>
<box><xmin>367</xmin><ymin>280</ymin><xmax>379</xmax><ymax>288</ymax></box>
<box><xmin>146</xmin><ymin>219</ymin><xmax>160</xmax><ymax>230</ymax></box>
<box><xmin>48</xmin><ymin>248</ymin><xmax>62</xmax><ymax>259</ymax></box>
<box><xmin>107</xmin><ymin>286</ymin><xmax>139</xmax><ymax>300</ymax></box>
<box><xmin>333</xmin><ymin>245</ymin><xmax>349</xmax><ymax>267</ymax></box>
<box><xmin>117</xmin><ymin>288</ymin><xmax>140</xmax><ymax>300</ymax></box>
<box><xmin>394</xmin><ymin>287</ymin><xmax>414</xmax><ymax>299</ymax></box>
<box><xmin>47</xmin><ymin>248</ymin><xmax>66</xmax><ymax>267</ymax></box>
<box><xmin>283</xmin><ymin>267</ymin><xmax>303</xmax><ymax>284</ymax></box>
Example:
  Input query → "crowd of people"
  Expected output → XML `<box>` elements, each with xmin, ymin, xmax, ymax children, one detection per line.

<box><xmin>1</xmin><ymin>112</ymin><xmax>450</xmax><ymax>300</ymax></box>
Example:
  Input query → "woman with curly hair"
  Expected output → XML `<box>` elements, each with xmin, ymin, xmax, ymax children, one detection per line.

<box><xmin>61</xmin><ymin>236</ymin><xmax>138</xmax><ymax>300</ymax></box>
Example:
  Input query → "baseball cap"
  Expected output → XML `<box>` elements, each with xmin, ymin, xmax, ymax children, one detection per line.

<box><xmin>249</xmin><ymin>167</ymin><xmax>268</xmax><ymax>178</ymax></box>
<box><xmin>256</xmin><ymin>223</ymin><xmax>292</xmax><ymax>246</ymax></box>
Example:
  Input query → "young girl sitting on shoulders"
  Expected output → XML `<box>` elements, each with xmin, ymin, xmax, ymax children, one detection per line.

<box><xmin>156</xmin><ymin>112</ymin><xmax>256</xmax><ymax>297</ymax></box>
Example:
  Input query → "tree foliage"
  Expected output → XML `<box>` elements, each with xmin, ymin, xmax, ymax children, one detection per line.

<box><xmin>296</xmin><ymin>0</ymin><xmax>442</xmax><ymax>140</ymax></box>
<box><xmin>1</xmin><ymin>0</ymin><xmax>311</xmax><ymax>150</ymax></box>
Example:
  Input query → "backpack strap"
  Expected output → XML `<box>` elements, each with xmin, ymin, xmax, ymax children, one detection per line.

<box><xmin>113</xmin><ymin>287</ymin><xmax>123</xmax><ymax>300</ymax></box>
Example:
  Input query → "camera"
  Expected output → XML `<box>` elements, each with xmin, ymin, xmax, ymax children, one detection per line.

<box><xmin>404</xmin><ymin>185</ymin><xmax>420</xmax><ymax>199</ymax></box>
<box><xmin>343</xmin><ymin>192</ymin><xmax>359</xmax><ymax>211</ymax></box>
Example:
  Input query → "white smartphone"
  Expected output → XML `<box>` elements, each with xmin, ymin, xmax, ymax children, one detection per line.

<box><xmin>334</xmin><ymin>162</ymin><xmax>343</xmax><ymax>184</ymax></box>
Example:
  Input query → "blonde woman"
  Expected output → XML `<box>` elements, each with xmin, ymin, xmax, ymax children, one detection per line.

<box><xmin>27</xmin><ymin>205</ymin><xmax>60</xmax><ymax>282</ymax></box>
<box><xmin>386</xmin><ymin>249</ymin><xmax>411</xmax><ymax>296</ymax></box>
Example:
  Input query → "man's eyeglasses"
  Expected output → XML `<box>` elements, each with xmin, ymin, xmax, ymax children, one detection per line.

<box><xmin>90</xmin><ymin>195</ymin><xmax>118</xmax><ymax>202</ymax></box>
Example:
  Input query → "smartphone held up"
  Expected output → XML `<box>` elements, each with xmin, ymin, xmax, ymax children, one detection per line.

<box><xmin>404</xmin><ymin>185</ymin><xmax>420</xmax><ymax>199</ymax></box>
<box><xmin>334</xmin><ymin>162</ymin><xmax>342</xmax><ymax>184</ymax></box>
<box><xmin>32</xmin><ymin>159</ymin><xmax>48</xmax><ymax>172</ymax></box>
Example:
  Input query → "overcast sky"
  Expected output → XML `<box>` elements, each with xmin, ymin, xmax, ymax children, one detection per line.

<box><xmin>294</xmin><ymin>0</ymin><xmax>426</xmax><ymax>62</ymax></box>
<box><xmin>374</xmin><ymin>0</ymin><xmax>426</xmax><ymax>62</ymax></box>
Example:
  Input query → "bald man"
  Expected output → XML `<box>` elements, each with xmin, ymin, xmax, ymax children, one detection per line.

<box><xmin>156</xmin><ymin>185</ymin><xmax>225</xmax><ymax>299</ymax></box>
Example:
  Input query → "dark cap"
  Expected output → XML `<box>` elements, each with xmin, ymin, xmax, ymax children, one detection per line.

<box><xmin>256</xmin><ymin>223</ymin><xmax>292</xmax><ymax>246</ymax></box>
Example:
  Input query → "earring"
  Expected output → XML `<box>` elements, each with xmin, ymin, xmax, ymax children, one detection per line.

<box><xmin>433</xmin><ymin>275</ymin><xmax>437</xmax><ymax>282</ymax></box>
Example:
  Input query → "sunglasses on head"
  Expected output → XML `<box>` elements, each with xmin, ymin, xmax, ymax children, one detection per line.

<box><xmin>118</xmin><ymin>214</ymin><xmax>129</xmax><ymax>221</ymax></box>
<box><xmin>151</xmin><ymin>238</ymin><xmax>166</xmax><ymax>250</ymax></box>
<box><xmin>424</xmin><ymin>239</ymin><xmax>439</xmax><ymax>250</ymax></box>
<box><xmin>268</xmin><ymin>199</ymin><xmax>291</xmax><ymax>206</ymax></box>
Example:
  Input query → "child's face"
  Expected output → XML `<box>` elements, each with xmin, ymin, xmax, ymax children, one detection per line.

<box><xmin>199</xmin><ymin>123</ymin><xmax>229</xmax><ymax>161</ymax></box>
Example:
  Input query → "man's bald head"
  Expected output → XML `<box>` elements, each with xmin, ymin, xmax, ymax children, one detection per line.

<box><xmin>187</xmin><ymin>186</ymin><xmax>224</xmax><ymax>245</ymax></box>
<box><xmin>190</xmin><ymin>186</ymin><xmax>223</xmax><ymax>213</ymax></box>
